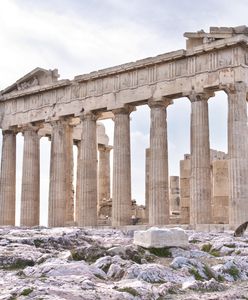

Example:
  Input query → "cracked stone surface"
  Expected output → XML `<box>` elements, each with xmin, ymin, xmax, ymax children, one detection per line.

<box><xmin>0</xmin><ymin>227</ymin><xmax>248</xmax><ymax>299</ymax></box>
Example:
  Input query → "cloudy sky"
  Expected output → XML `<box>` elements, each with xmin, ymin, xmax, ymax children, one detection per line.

<box><xmin>1</xmin><ymin>0</ymin><xmax>247</xmax><ymax>225</ymax></box>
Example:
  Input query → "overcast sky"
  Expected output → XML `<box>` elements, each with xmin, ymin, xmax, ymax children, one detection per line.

<box><xmin>1</xmin><ymin>0</ymin><xmax>247</xmax><ymax>225</ymax></box>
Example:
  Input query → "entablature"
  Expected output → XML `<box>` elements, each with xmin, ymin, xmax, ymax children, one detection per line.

<box><xmin>1</xmin><ymin>27</ymin><xmax>248</xmax><ymax>130</ymax></box>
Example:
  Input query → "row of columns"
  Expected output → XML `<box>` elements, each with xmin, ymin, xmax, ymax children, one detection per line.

<box><xmin>0</xmin><ymin>82</ymin><xmax>247</xmax><ymax>227</ymax></box>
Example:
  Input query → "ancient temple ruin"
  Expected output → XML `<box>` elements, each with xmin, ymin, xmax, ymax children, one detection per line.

<box><xmin>0</xmin><ymin>26</ymin><xmax>248</xmax><ymax>228</ymax></box>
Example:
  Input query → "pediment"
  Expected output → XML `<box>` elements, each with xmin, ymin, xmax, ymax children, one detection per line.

<box><xmin>1</xmin><ymin>67</ymin><xmax>59</xmax><ymax>95</ymax></box>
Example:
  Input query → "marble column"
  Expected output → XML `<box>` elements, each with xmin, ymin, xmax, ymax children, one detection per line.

<box><xmin>20</xmin><ymin>124</ymin><xmax>40</xmax><ymax>226</ymax></box>
<box><xmin>189</xmin><ymin>91</ymin><xmax>212</xmax><ymax>225</ymax></box>
<box><xmin>180</xmin><ymin>154</ymin><xmax>191</xmax><ymax>224</ymax></box>
<box><xmin>0</xmin><ymin>130</ymin><xmax>16</xmax><ymax>225</ymax></box>
<box><xmin>75</xmin><ymin>140</ymin><xmax>81</xmax><ymax>224</ymax></box>
<box><xmin>145</xmin><ymin>148</ymin><xmax>150</xmax><ymax>221</ymax></box>
<box><xmin>98</xmin><ymin>144</ymin><xmax>112</xmax><ymax>207</ymax></box>
<box><xmin>48</xmin><ymin>119</ymin><xmax>73</xmax><ymax>227</ymax></box>
<box><xmin>148</xmin><ymin>99</ymin><xmax>170</xmax><ymax>225</ymax></box>
<box><xmin>169</xmin><ymin>176</ymin><xmax>180</xmax><ymax>214</ymax></box>
<box><xmin>226</xmin><ymin>82</ymin><xmax>248</xmax><ymax>227</ymax></box>
<box><xmin>77</xmin><ymin>112</ymin><xmax>98</xmax><ymax>226</ymax></box>
<box><xmin>112</xmin><ymin>107</ymin><xmax>133</xmax><ymax>226</ymax></box>
<box><xmin>65</xmin><ymin>128</ymin><xmax>74</xmax><ymax>226</ymax></box>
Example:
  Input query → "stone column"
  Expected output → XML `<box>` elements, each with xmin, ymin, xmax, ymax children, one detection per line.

<box><xmin>98</xmin><ymin>144</ymin><xmax>112</xmax><ymax>207</ymax></box>
<box><xmin>180</xmin><ymin>154</ymin><xmax>191</xmax><ymax>224</ymax></box>
<box><xmin>169</xmin><ymin>176</ymin><xmax>180</xmax><ymax>214</ymax></box>
<box><xmin>226</xmin><ymin>82</ymin><xmax>248</xmax><ymax>227</ymax></box>
<box><xmin>112</xmin><ymin>106</ymin><xmax>133</xmax><ymax>226</ymax></box>
<box><xmin>189</xmin><ymin>91</ymin><xmax>212</xmax><ymax>225</ymax></box>
<box><xmin>145</xmin><ymin>148</ymin><xmax>150</xmax><ymax>221</ymax></box>
<box><xmin>75</xmin><ymin>140</ymin><xmax>81</xmax><ymax>224</ymax></box>
<box><xmin>65</xmin><ymin>130</ymin><xmax>74</xmax><ymax>226</ymax></box>
<box><xmin>48</xmin><ymin>118</ymin><xmax>73</xmax><ymax>227</ymax></box>
<box><xmin>77</xmin><ymin>112</ymin><xmax>98</xmax><ymax>226</ymax></box>
<box><xmin>212</xmin><ymin>159</ymin><xmax>229</xmax><ymax>224</ymax></box>
<box><xmin>0</xmin><ymin>130</ymin><xmax>16</xmax><ymax>225</ymax></box>
<box><xmin>20</xmin><ymin>124</ymin><xmax>40</xmax><ymax>226</ymax></box>
<box><xmin>148</xmin><ymin>99</ymin><xmax>170</xmax><ymax>225</ymax></box>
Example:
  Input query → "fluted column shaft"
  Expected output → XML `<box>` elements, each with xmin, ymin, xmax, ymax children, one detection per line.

<box><xmin>98</xmin><ymin>144</ymin><xmax>111</xmax><ymax>206</ymax></box>
<box><xmin>20</xmin><ymin>125</ymin><xmax>40</xmax><ymax>226</ymax></box>
<box><xmin>189</xmin><ymin>92</ymin><xmax>212</xmax><ymax>225</ymax></box>
<box><xmin>148</xmin><ymin>99</ymin><xmax>170</xmax><ymax>225</ymax></box>
<box><xmin>64</xmin><ymin>126</ymin><xmax>74</xmax><ymax>225</ymax></box>
<box><xmin>48</xmin><ymin>119</ymin><xmax>73</xmax><ymax>227</ymax></box>
<box><xmin>0</xmin><ymin>130</ymin><xmax>16</xmax><ymax>225</ymax></box>
<box><xmin>78</xmin><ymin>112</ymin><xmax>98</xmax><ymax>226</ymax></box>
<box><xmin>227</xmin><ymin>82</ymin><xmax>248</xmax><ymax>227</ymax></box>
<box><xmin>112</xmin><ymin>107</ymin><xmax>132</xmax><ymax>226</ymax></box>
<box><xmin>75</xmin><ymin>140</ymin><xmax>81</xmax><ymax>224</ymax></box>
<box><xmin>145</xmin><ymin>148</ymin><xmax>150</xmax><ymax>221</ymax></box>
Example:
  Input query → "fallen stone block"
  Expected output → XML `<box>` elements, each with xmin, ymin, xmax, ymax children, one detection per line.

<box><xmin>133</xmin><ymin>227</ymin><xmax>188</xmax><ymax>248</ymax></box>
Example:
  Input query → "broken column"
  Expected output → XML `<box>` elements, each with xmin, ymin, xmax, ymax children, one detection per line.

<box><xmin>169</xmin><ymin>176</ymin><xmax>180</xmax><ymax>215</ymax></box>
<box><xmin>211</xmin><ymin>159</ymin><xmax>229</xmax><ymax>224</ymax></box>
<box><xmin>180</xmin><ymin>154</ymin><xmax>191</xmax><ymax>224</ymax></box>
<box><xmin>98</xmin><ymin>144</ymin><xmax>112</xmax><ymax>207</ymax></box>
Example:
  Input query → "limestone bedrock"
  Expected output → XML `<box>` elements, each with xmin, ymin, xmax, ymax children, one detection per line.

<box><xmin>133</xmin><ymin>227</ymin><xmax>189</xmax><ymax>248</ymax></box>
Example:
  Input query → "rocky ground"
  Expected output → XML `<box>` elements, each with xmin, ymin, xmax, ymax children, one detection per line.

<box><xmin>0</xmin><ymin>227</ymin><xmax>248</xmax><ymax>300</ymax></box>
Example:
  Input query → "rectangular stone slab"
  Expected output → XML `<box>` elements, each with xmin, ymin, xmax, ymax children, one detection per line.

<box><xmin>133</xmin><ymin>227</ymin><xmax>189</xmax><ymax>248</ymax></box>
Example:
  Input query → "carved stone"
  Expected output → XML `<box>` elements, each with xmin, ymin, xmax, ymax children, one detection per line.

<box><xmin>148</xmin><ymin>99</ymin><xmax>171</xmax><ymax>225</ymax></box>
<box><xmin>0</xmin><ymin>26</ymin><xmax>248</xmax><ymax>228</ymax></box>
<box><xmin>188</xmin><ymin>91</ymin><xmax>213</xmax><ymax>225</ymax></box>
<box><xmin>20</xmin><ymin>124</ymin><xmax>40</xmax><ymax>226</ymax></box>
<box><xmin>48</xmin><ymin>119</ymin><xmax>73</xmax><ymax>227</ymax></box>
<box><xmin>98</xmin><ymin>144</ymin><xmax>112</xmax><ymax>207</ymax></box>
<box><xmin>180</xmin><ymin>154</ymin><xmax>191</xmax><ymax>224</ymax></box>
<box><xmin>225</xmin><ymin>82</ymin><xmax>248</xmax><ymax>228</ymax></box>
<box><xmin>77</xmin><ymin>112</ymin><xmax>98</xmax><ymax>226</ymax></box>
<box><xmin>112</xmin><ymin>106</ymin><xmax>133</xmax><ymax>226</ymax></box>
<box><xmin>0</xmin><ymin>130</ymin><xmax>16</xmax><ymax>225</ymax></box>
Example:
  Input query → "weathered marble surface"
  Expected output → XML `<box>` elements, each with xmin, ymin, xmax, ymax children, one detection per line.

<box><xmin>133</xmin><ymin>227</ymin><xmax>188</xmax><ymax>248</ymax></box>
<box><xmin>1</xmin><ymin>27</ymin><xmax>248</xmax><ymax>130</ymax></box>
<box><xmin>0</xmin><ymin>227</ymin><xmax>248</xmax><ymax>299</ymax></box>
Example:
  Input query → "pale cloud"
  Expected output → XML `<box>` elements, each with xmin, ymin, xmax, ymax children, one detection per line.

<box><xmin>0</xmin><ymin>0</ymin><xmax>172</xmax><ymax>89</ymax></box>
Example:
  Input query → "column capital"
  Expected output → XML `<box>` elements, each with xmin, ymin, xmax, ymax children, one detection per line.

<box><xmin>98</xmin><ymin>144</ymin><xmax>113</xmax><ymax>152</ymax></box>
<box><xmin>50</xmin><ymin>116</ymin><xmax>74</xmax><ymax>128</ymax></box>
<box><xmin>2</xmin><ymin>129</ymin><xmax>17</xmax><ymax>135</ymax></box>
<box><xmin>148</xmin><ymin>97</ymin><xmax>172</xmax><ymax>108</ymax></box>
<box><xmin>21</xmin><ymin>123</ymin><xmax>41</xmax><ymax>133</ymax></box>
<box><xmin>187</xmin><ymin>90</ymin><xmax>214</xmax><ymax>103</ymax></box>
<box><xmin>79</xmin><ymin>111</ymin><xmax>98</xmax><ymax>121</ymax></box>
<box><xmin>112</xmin><ymin>105</ymin><xmax>135</xmax><ymax>116</ymax></box>
<box><xmin>220</xmin><ymin>82</ymin><xmax>247</xmax><ymax>95</ymax></box>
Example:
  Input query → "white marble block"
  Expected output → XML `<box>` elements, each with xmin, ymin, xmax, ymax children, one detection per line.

<box><xmin>133</xmin><ymin>227</ymin><xmax>188</xmax><ymax>248</ymax></box>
